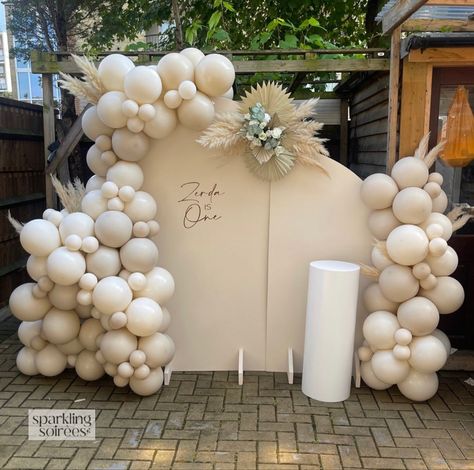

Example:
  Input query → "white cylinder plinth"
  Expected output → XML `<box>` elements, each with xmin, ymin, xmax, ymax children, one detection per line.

<box><xmin>302</xmin><ymin>260</ymin><xmax>360</xmax><ymax>402</ymax></box>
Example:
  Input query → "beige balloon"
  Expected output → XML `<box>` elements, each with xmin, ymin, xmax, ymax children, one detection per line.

<box><xmin>397</xmin><ymin>369</ymin><xmax>438</xmax><ymax>401</ymax></box>
<box><xmin>371</xmin><ymin>350</ymin><xmax>410</xmax><ymax>384</ymax></box>
<box><xmin>386</xmin><ymin>224</ymin><xmax>429</xmax><ymax>266</ymax></box>
<box><xmin>360</xmin><ymin>173</ymin><xmax>399</xmax><ymax>210</ymax></box>
<box><xmin>379</xmin><ymin>265</ymin><xmax>419</xmax><ymax>303</ymax></box>
<box><xmin>409</xmin><ymin>335</ymin><xmax>447</xmax><ymax>373</ymax></box>
<box><xmin>129</xmin><ymin>367</ymin><xmax>164</xmax><ymax>396</ymax></box>
<box><xmin>75</xmin><ymin>350</ymin><xmax>105</xmax><ymax>381</ymax></box>
<box><xmin>362</xmin><ymin>311</ymin><xmax>400</xmax><ymax>350</ymax></box>
<box><xmin>368</xmin><ymin>208</ymin><xmax>401</xmax><ymax>241</ymax></box>
<box><xmin>419</xmin><ymin>276</ymin><xmax>464</xmax><ymax>314</ymax></box>
<box><xmin>397</xmin><ymin>296</ymin><xmax>439</xmax><ymax>336</ymax></box>
<box><xmin>99</xmin><ymin>328</ymin><xmax>138</xmax><ymax>364</ymax></box>
<box><xmin>9</xmin><ymin>283</ymin><xmax>52</xmax><ymax>321</ymax></box>
<box><xmin>363</xmin><ymin>283</ymin><xmax>399</xmax><ymax>313</ymax></box>
<box><xmin>390</xmin><ymin>157</ymin><xmax>429</xmax><ymax>189</ymax></box>
<box><xmin>35</xmin><ymin>344</ymin><xmax>67</xmax><ymax>377</ymax></box>
<box><xmin>42</xmin><ymin>308</ymin><xmax>80</xmax><ymax>345</ymax></box>
<box><xmin>392</xmin><ymin>187</ymin><xmax>432</xmax><ymax>224</ymax></box>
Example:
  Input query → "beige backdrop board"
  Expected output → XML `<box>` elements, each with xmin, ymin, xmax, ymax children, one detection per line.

<box><xmin>140</xmin><ymin>124</ymin><xmax>372</xmax><ymax>372</ymax></box>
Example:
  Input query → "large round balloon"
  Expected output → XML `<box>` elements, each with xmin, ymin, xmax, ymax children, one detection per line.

<box><xmin>133</xmin><ymin>267</ymin><xmax>175</xmax><ymax>304</ymax></box>
<box><xmin>124</xmin><ymin>66</ymin><xmax>162</xmax><ymax>104</ymax></box>
<box><xmin>20</xmin><ymin>219</ymin><xmax>60</xmax><ymax>257</ymax></box>
<box><xmin>120</xmin><ymin>238</ymin><xmax>158</xmax><ymax>273</ymax></box>
<box><xmin>59</xmin><ymin>213</ymin><xmax>94</xmax><ymax>242</ymax></box>
<box><xmin>125</xmin><ymin>297</ymin><xmax>163</xmax><ymax>337</ymax></box>
<box><xmin>98</xmin><ymin>54</ymin><xmax>135</xmax><ymax>92</ymax></box>
<box><xmin>124</xmin><ymin>191</ymin><xmax>157</xmax><ymax>223</ymax></box>
<box><xmin>425</xmin><ymin>247</ymin><xmax>458</xmax><ymax>277</ymax></box>
<box><xmin>157</xmin><ymin>53</ymin><xmax>194</xmax><ymax>90</ymax></box>
<box><xmin>363</xmin><ymin>283</ymin><xmax>399</xmax><ymax>314</ymax></box>
<box><xmin>397</xmin><ymin>368</ymin><xmax>438</xmax><ymax>401</ymax></box>
<box><xmin>392</xmin><ymin>188</ymin><xmax>432</xmax><ymax>225</ymax></box>
<box><xmin>75</xmin><ymin>350</ymin><xmax>105</xmax><ymax>381</ymax></box>
<box><xmin>9</xmin><ymin>283</ymin><xmax>52</xmax><ymax>321</ymax></box>
<box><xmin>106</xmin><ymin>161</ymin><xmax>144</xmax><ymax>190</ymax></box>
<box><xmin>379</xmin><ymin>265</ymin><xmax>419</xmax><ymax>303</ymax></box>
<box><xmin>99</xmin><ymin>328</ymin><xmax>137</xmax><ymax>364</ymax></box>
<box><xmin>177</xmin><ymin>92</ymin><xmax>215</xmax><ymax>131</ymax></box>
<box><xmin>368</xmin><ymin>208</ymin><xmax>400</xmax><ymax>241</ymax></box>
<box><xmin>138</xmin><ymin>332</ymin><xmax>175</xmax><ymax>368</ymax></box>
<box><xmin>391</xmin><ymin>157</ymin><xmax>429</xmax><ymax>189</ymax></box>
<box><xmin>386</xmin><ymin>224</ymin><xmax>429</xmax><ymax>266</ymax></box>
<box><xmin>42</xmin><ymin>308</ymin><xmax>80</xmax><ymax>345</ymax></box>
<box><xmin>97</xmin><ymin>91</ymin><xmax>128</xmax><ymax>129</ymax></box>
<box><xmin>112</xmin><ymin>128</ymin><xmax>150</xmax><ymax>162</ymax></box>
<box><xmin>195</xmin><ymin>54</ymin><xmax>235</xmax><ymax>97</ymax></box>
<box><xmin>79</xmin><ymin>318</ymin><xmax>105</xmax><ymax>352</ymax></box>
<box><xmin>129</xmin><ymin>367</ymin><xmax>164</xmax><ymax>396</ymax></box>
<box><xmin>95</xmin><ymin>211</ymin><xmax>133</xmax><ymax>248</ymax></box>
<box><xmin>409</xmin><ymin>335</ymin><xmax>447</xmax><ymax>373</ymax></box>
<box><xmin>92</xmin><ymin>276</ymin><xmax>133</xmax><ymax>315</ymax></box>
<box><xmin>143</xmin><ymin>101</ymin><xmax>177</xmax><ymax>139</ymax></box>
<box><xmin>360</xmin><ymin>360</ymin><xmax>391</xmax><ymax>390</ymax></box>
<box><xmin>397</xmin><ymin>296</ymin><xmax>439</xmax><ymax>336</ymax></box>
<box><xmin>371</xmin><ymin>350</ymin><xmax>410</xmax><ymax>384</ymax></box>
<box><xmin>82</xmin><ymin>106</ymin><xmax>113</xmax><ymax>140</ymax></box>
<box><xmin>17</xmin><ymin>347</ymin><xmax>39</xmax><ymax>375</ymax></box>
<box><xmin>35</xmin><ymin>344</ymin><xmax>67</xmax><ymax>376</ymax></box>
<box><xmin>362</xmin><ymin>311</ymin><xmax>399</xmax><ymax>350</ymax></box>
<box><xmin>360</xmin><ymin>174</ymin><xmax>398</xmax><ymax>210</ymax></box>
<box><xmin>46</xmin><ymin>247</ymin><xmax>86</xmax><ymax>286</ymax></box>
<box><xmin>419</xmin><ymin>276</ymin><xmax>464</xmax><ymax>314</ymax></box>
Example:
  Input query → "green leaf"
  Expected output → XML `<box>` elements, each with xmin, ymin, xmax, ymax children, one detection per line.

<box><xmin>307</xmin><ymin>34</ymin><xmax>324</xmax><ymax>47</ymax></box>
<box><xmin>208</xmin><ymin>11</ymin><xmax>222</xmax><ymax>31</ymax></box>
<box><xmin>279</xmin><ymin>33</ymin><xmax>298</xmax><ymax>48</ymax></box>
<box><xmin>222</xmin><ymin>1</ymin><xmax>235</xmax><ymax>12</ymax></box>
<box><xmin>213</xmin><ymin>0</ymin><xmax>222</xmax><ymax>7</ymax></box>
<box><xmin>212</xmin><ymin>28</ymin><xmax>230</xmax><ymax>41</ymax></box>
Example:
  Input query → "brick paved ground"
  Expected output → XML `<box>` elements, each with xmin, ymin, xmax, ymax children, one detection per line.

<box><xmin>2</xmin><ymin>317</ymin><xmax>474</xmax><ymax>469</ymax></box>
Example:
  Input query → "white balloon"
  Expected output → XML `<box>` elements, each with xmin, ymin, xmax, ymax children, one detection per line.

<box><xmin>398</xmin><ymin>369</ymin><xmax>438</xmax><ymax>402</ymax></box>
<box><xmin>42</xmin><ymin>308</ymin><xmax>80</xmax><ymax>345</ymax></box>
<box><xmin>129</xmin><ymin>367</ymin><xmax>164</xmax><ymax>396</ymax></box>
<box><xmin>10</xmin><ymin>283</ymin><xmax>51</xmax><ymax>321</ymax></box>
<box><xmin>47</xmin><ymin>247</ymin><xmax>86</xmax><ymax>286</ymax></box>
<box><xmin>386</xmin><ymin>225</ymin><xmax>429</xmax><ymax>266</ymax></box>
<box><xmin>48</xmin><ymin>284</ymin><xmax>79</xmax><ymax>310</ymax></box>
<box><xmin>18</xmin><ymin>320</ymin><xmax>43</xmax><ymax>347</ymax></box>
<box><xmin>87</xmin><ymin>145</ymin><xmax>109</xmax><ymax>177</ymax></box>
<box><xmin>163</xmin><ymin>90</ymin><xmax>182</xmax><ymax>109</ymax></box>
<box><xmin>379</xmin><ymin>265</ymin><xmax>419</xmax><ymax>303</ymax></box>
<box><xmin>35</xmin><ymin>344</ymin><xmax>67</xmax><ymax>377</ymax></box>
<box><xmin>134</xmin><ymin>267</ymin><xmax>175</xmax><ymax>304</ymax></box>
<box><xmin>75</xmin><ymin>350</ymin><xmax>105</xmax><ymax>381</ymax></box>
<box><xmin>139</xmin><ymin>332</ymin><xmax>175</xmax><ymax>368</ymax></box>
<box><xmin>392</xmin><ymin>187</ymin><xmax>432</xmax><ymax>225</ymax></box>
<box><xmin>420</xmin><ymin>276</ymin><xmax>464</xmax><ymax>314</ymax></box>
<box><xmin>92</xmin><ymin>276</ymin><xmax>133</xmax><ymax>315</ymax></box>
<box><xmin>59</xmin><ymin>213</ymin><xmax>94</xmax><ymax>243</ymax></box>
<box><xmin>100</xmin><ymin>328</ymin><xmax>138</xmax><ymax>364</ymax></box>
<box><xmin>20</xmin><ymin>219</ymin><xmax>60</xmax><ymax>257</ymax></box>
<box><xmin>120</xmin><ymin>238</ymin><xmax>158</xmax><ymax>273</ymax></box>
<box><xmin>124</xmin><ymin>66</ymin><xmax>162</xmax><ymax>104</ymax></box>
<box><xmin>180</xmin><ymin>48</ymin><xmax>205</xmax><ymax>67</ymax></box>
<box><xmin>85</xmin><ymin>175</ymin><xmax>106</xmax><ymax>193</ymax></box>
<box><xmin>363</xmin><ymin>283</ymin><xmax>399</xmax><ymax>313</ymax></box>
<box><xmin>431</xmin><ymin>329</ymin><xmax>451</xmax><ymax>356</ymax></box>
<box><xmin>17</xmin><ymin>347</ymin><xmax>39</xmax><ymax>375</ymax></box>
<box><xmin>82</xmin><ymin>106</ymin><xmax>113</xmax><ymax>140</ymax></box>
<box><xmin>122</xmin><ymin>99</ymin><xmax>139</xmax><ymax>117</ymax></box>
<box><xmin>178</xmin><ymin>80</ymin><xmax>197</xmax><ymax>100</ymax></box>
<box><xmin>391</xmin><ymin>157</ymin><xmax>429</xmax><ymax>189</ymax></box>
<box><xmin>177</xmin><ymin>92</ymin><xmax>215</xmax><ymax>131</ymax></box>
<box><xmin>419</xmin><ymin>213</ymin><xmax>453</xmax><ymax>241</ymax></box>
<box><xmin>143</xmin><ymin>101</ymin><xmax>177</xmax><ymax>139</ymax></box>
<box><xmin>86</xmin><ymin>246</ymin><xmax>121</xmax><ymax>279</ymax></box>
<box><xmin>126</xmin><ymin>297</ymin><xmax>163</xmax><ymax>337</ymax></box>
<box><xmin>371</xmin><ymin>245</ymin><xmax>393</xmax><ymax>271</ymax></box>
<box><xmin>27</xmin><ymin>255</ymin><xmax>48</xmax><ymax>281</ymax></box>
<box><xmin>360</xmin><ymin>360</ymin><xmax>391</xmax><ymax>390</ymax></box>
<box><xmin>81</xmin><ymin>190</ymin><xmax>108</xmax><ymax>220</ymax></box>
<box><xmin>368</xmin><ymin>208</ymin><xmax>401</xmax><ymax>241</ymax></box>
<box><xmin>98</xmin><ymin>54</ymin><xmax>135</xmax><ymax>91</ymax></box>
<box><xmin>96</xmin><ymin>91</ymin><xmax>128</xmax><ymax>128</ymax></box>
<box><xmin>107</xmin><ymin>161</ymin><xmax>144</xmax><ymax>190</ymax></box>
<box><xmin>94</xmin><ymin>211</ymin><xmax>133</xmax><ymax>248</ymax></box>
<box><xmin>112</xmin><ymin>128</ymin><xmax>150</xmax><ymax>162</ymax></box>
<box><xmin>157</xmin><ymin>53</ymin><xmax>194</xmax><ymax>90</ymax></box>
<box><xmin>397</xmin><ymin>296</ymin><xmax>439</xmax><ymax>336</ymax></box>
<box><xmin>360</xmin><ymin>174</ymin><xmax>399</xmax><ymax>210</ymax></box>
<box><xmin>362</xmin><ymin>311</ymin><xmax>400</xmax><ymax>350</ymax></box>
<box><xmin>409</xmin><ymin>335</ymin><xmax>447</xmax><ymax>373</ymax></box>
<box><xmin>195</xmin><ymin>54</ymin><xmax>235</xmax><ymax>97</ymax></box>
<box><xmin>371</xmin><ymin>350</ymin><xmax>410</xmax><ymax>384</ymax></box>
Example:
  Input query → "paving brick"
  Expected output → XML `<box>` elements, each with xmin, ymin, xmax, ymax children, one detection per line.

<box><xmin>338</xmin><ymin>445</ymin><xmax>362</xmax><ymax>468</ymax></box>
<box><xmin>361</xmin><ymin>457</ymin><xmax>405</xmax><ymax>469</ymax></box>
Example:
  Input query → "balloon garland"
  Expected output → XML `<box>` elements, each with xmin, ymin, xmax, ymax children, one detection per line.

<box><xmin>9</xmin><ymin>48</ymin><xmax>236</xmax><ymax>396</ymax></box>
<box><xmin>359</xmin><ymin>135</ymin><xmax>466</xmax><ymax>401</ymax></box>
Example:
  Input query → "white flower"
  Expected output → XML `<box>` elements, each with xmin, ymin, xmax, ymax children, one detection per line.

<box><xmin>259</xmin><ymin>122</ymin><xmax>266</xmax><ymax>129</ymax></box>
<box><xmin>249</xmin><ymin>120</ymin><xmax>258</xmax><ymax>126</ymax></box>
<box><xmin>264</xmin><ymin>113</ymin><xmax>271</xmax><ymax>123</ymax></box>
<box><xmin>266</xmin><ymin>130</ymin><xmax>272</xmax><ymax>137</ymax></box>
<box><xmin>259</xmin><ymin>132</ymin><xmax>267</xmax><ymax>141</ymax></box>
<box><xmin>271</xmin><ymin>127</ymin><xmax>282</xmax><ymax>139</ymax></box>
<box><xmin>246</xmin><ymin>134</ymin><xmax>254</xmax><ymax>141</ymax></box>
<box><xmin>244</xmin><ymin>113</ymin><xmax>250</xmax><ymax>120</ymax></box>
<box><xmin>275</xmin><ymin>145</ymin><xmax>285</xmax><ymax>155</ymax></box>
<box><xmin>252</xmin><ymin>137</ymin><xmax>261</xmax><ymax>147</ymax></box>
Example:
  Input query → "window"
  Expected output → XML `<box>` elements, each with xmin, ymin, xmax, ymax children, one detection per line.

<box><xmin>17</xmin><ymin>72</ymin><xmax>30</xmax><ymax>100</ymax></box>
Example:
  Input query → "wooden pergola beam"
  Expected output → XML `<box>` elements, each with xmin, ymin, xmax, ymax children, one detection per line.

<box><xmin>403</xmin><ymin>18</ymin><xmax>474</xmax><ymax>31</ymax></box>
<box><xmin>382</xmin><ymin>0</ymin><xmax>429</xmax><ymax>34</ymax></box>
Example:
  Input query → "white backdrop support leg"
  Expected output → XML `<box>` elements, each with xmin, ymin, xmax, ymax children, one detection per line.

<box><xmin>238</xmin><ymin>348</ymin><xmax>244</xmax><ymax>386</ymax></box>
<box><xmin>287</xmin><ymin>347</ymin><xmax>294</xmax><ymax>385</ymax></box>
<box><xmin>354</xmin><ymin>352</ymin><xmax>361</xmax><ymax>389</ymax></box>
<box><xmin>164</xmin><ymin>362</ymin><xmax>173</xmax><ymax>386</ymax></box>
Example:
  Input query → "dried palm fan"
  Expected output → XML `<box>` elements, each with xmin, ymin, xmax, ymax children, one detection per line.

<box><xmin>359</xmin><ymin>264</ymin><xmax>380</xmax><ymax>279</ymax></box>
<box><xmin>198</xmin><ymin>82</ymin><xmax>329</xmax><ymax>181</ymax></box>
<box><xmin>7</xmin><ymin>211</ymin><xmax>23</xmax><ymax>234</ymax></box>
<box><xmin>51</xmin><ymin>175</ymin><xmax>85</xmax><ymax>213</ymax></box>
<box><xmin>58</xmin><ymin>54</ymin><xmax>104</xmax><ymax>104</ymax></box>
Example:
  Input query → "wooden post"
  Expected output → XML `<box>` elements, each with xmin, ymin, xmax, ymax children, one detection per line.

<box><xmin>339</xmin><ymin>99</ymin><xmax>349</xmax><ymax>166</ymax></box>
<box><xmin>386</xmin><ymin>26</ymin><xmax>401</xmax><ymax>173</ymax></box>
<box><xmin>42</xmin><ymin>74</ymin><xmax>55</xmax><ymax>208</ymax></box>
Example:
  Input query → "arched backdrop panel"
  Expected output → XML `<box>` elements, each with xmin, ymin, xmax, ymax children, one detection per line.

<box><xmin>141</xmin><ymin>124</ymin><xmax>372</xmax><ymax>372</ymax></box>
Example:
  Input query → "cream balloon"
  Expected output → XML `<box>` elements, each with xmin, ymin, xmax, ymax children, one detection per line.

<box><xmin>134</xmin><ymin>267</ymin><xmax>175</xmax><ymax>304</ymax></box>
<box><xmin>124</xmin><ymin>66</ymin><xmax>162</xmax><ymax>104</ymax></box>
<box><xmin>429</xmin><ymin>238</ymin><xmax>448</xmax><ymax>257</ymax></box>
<box><xmin>368</xmin><ymin>208</ymin><xmax>401</xmax><ymax>241</ymax></box>
<box><xmin>79</xmin><ymin>318</ymin><xmax>105</xmax><ymax>351</ymax></box>
<box><xmin>96</xmin><ymin>91</ymin><xmax>128</xmax><ymax>128</ymax></box>
<box><xmin>106</xmin><ymin>161</ymin><xmax>144</xmax><ymax>190</ymax></box>
<box><xmin>92</xmin><ymin>276</ymin><xmax>133</xmax><ymax>315</ymax></box>
<box><xmin>134</xmin><ymin>364</ymin><xmax>150</xmax><ymax>380</ymax></box>
<box><xmin>392</xmin><ymin>187</ymin><xmax>432</xmax><ymax>224</ymax></box>
<box><xmin>138</xmin><ymin>104</ymin><xmax>155</xmax><ymax>122</ymax></box>
<box><xmin>432</xmin><ymin>190</ymin><xmax>448</xmax><ymax>213</ymax></box>
<box><xmin>177</xmin><ymin>92</ymin><xmax>215</xmax><ymax>131</ymax></box>
<box><xmin>81</xmin><ymin>190</ymin><xmax>108</xmax><ymax>220</ymax></box>
<box><xmin>412</xmin><ymin>262</ymin><xmax>431</xmax><ymax>280</ymax></box>
<box><xmin>163</xmin><ymin>90</ymin><xmax>182</xmax><ymax>109</ymax></box>
<box><xmin>180</xmin><ymin>48</ymin><xmax>205</xmax><ymax>67</ymax></box>
<box><xmin>27</xmin><ymin>255</ymin><xmax>48</xmax><ymax>281</ymax></box>
<box><xmin>127</xmin><ymin>272</ymin><xmax>147</xmax><ymax>291</ymax></box>
<box><xmin>195</xmin><ymin>54</ymin><xmax>235</xmax><ymax>97</ymax></box>
<box><xmin>57</xmin><ymin>338</ymin><xmax>83</xmax><ymax>355</ymax></box>
<box><xmin>20</xmin><ymin>219</ymin><xmax>60</xmax><ymax>257</ymax></box>
<box><xmin>129</xmin><ymin>367</ymin><xmax>164</xmax><ymax>396</ymax></box>
<box><xmin>35</xmin><ymin>344</ymin><xmax>67</xmax><ymax>376</ymax></box>
<box><xmin>397</xmin><ymin>296</ymin><xmax>439</xmax><ymax>336</ymax></box>
<box><xmin>409</xmin><ymin>335</ymin><xmax>447</xmax><ymax>373</ymax></box>
<box><xmin>59</xmin><ymin>213</ymin><xmax>94</xmax><ymax>242</ymax></box>
<box><xmin>9</xmin><ymin>283</ymin><xmax>52</xmax><ymax>321</ymax></box>
<box><xmin>82</xmin><ymin>106</ymin><xmax>114</xmax><ymax>140</ymax></box>
<box><xmin>86</xmin><ymin>246</ymin><xmax>122</xmax><ymax>279</ymax></box>
<box><xmin>129</xmin><ymin>350</ymin><xmax>146</xmax><ymax>368</ymax></box>
<box><xmin>358</xmin><ymin>345</ymin><xmax>373</xmax><ymax>362</ymax></box>
<box><xmin>393</xmin><ymin>345</ymin><xmax>411</xmax><ymax>360</ymax></box>
<box><xmin>128</xmin><ymin>118</ymin><xmax>145</xmax><ymax>134</ymax></box>
<box><xmin>48</xmin><ymin>284</ymin><xmax>79</xmax><ymax>310</ymax></box>
<box><xmin>420</xmin><ymin>276</ymin><xmax>464</xmax><ymax>314</ymax></box>
<box><xmin>96</xmin><ymin>134</ymin><xmax>112</xmax><ymax>152</ymax></box>
<box><xmin>111</xmin><ymin>128</ymin><xmax>150</xmax><ymax>162</ymax></box>
<box><xmin>98</xmin><ymin>54</ymin><xmax>135</xmax><ymax>91</ymax></box>
<box><xmin>362</xmin><ymin>311</ymin><xmax>400</xmax><ymax>350</ymax></box>
<box><xmin>75</xmin><ymin>350</ymin><xmax>105</xmax><ymax>381</ymax></box>
<box><xmin>86</xmin><ymin>145</ymin><xmax>109</xmax><ymax>177</ymax></box>
<box><xmin>117</xmin><ymin>361</ymin><xmax>134</xmax><ymax>378</ymax></box>
<box><xmin>139</xmin><ymin>332</ymin><xmax>175</xmax><ymax>368</ymax></box>
<box><xmin>126</xmin><ymin>297</ymin><xmax>163</xmax><ymax>337</ymax></box>
<box><xmin>363</xmin><ymin>283</ymin><xmax>399</xmax><ymax>313</ymax></box>
<box><xmin>391</xmin><ymin>157</ymin><xmax>429</xmax><ymax>189</ymax></box>
<box><xmin>386</xmin><ymin>224</ymin><xmax>429</xmax><ymax>266</ymax></box>
<box><xmin>157</xmin><ymin>53</ymin><xmax>194</xmax><ymax>90</ymax></box>
<box><xmin>17</xmin><ymin>347</ymin><xmax>39</xmax><ymax>375</ymax></box>
<box><xmin>360</xmin><ymin>360</ymin><xmax>391</xmax><ymax>390</ymax></box>
<box><xmin>379</xmin><ymin>265</ymin><xmax>419</xmax><ymax>303</ymax></box>
<box><xmin>85</xmin><ymin>175</ymin><xmax>106</xmax><ymax>193</ymax></box>
<box><xmin>42</xmin><ymin>308</ymin><xmax>80</xmax><ymax>345</ymax></box>
<box><xmin>178</xmin><ymin>80</ymin><xmax>197</xmax><ymax>100</ymax></box>
<box><xmin>371</xmin><ymin>350</ymin><xmax>410</xmax><ymax>384</ymax></box>
<box><xmin>431</xmin><ymin>329</ymin><xmax>451</xmax><ymax>356</ymax></box>
<box><xmin>394</xmin><ymin>328</ymin><xmax>412</xmax><ymax>346</ymax></box>
<box><xmin>18</xmin><ymin>320</ymin><xmax>42</xmax><ymax>347</ymax></box>
<box><xmin>122</xmin><ymin>99</ymin><xmax>139</xmax><ymax>117</ymax></box>
<box><xmin>94</xmin><ymin>211</ymin><xmax>133</xmax><ymax>248</ymax></box>
<box><xmin>213</xmin><ymin>97</ymin><xmax>239</xmax><ymax>114</ymax></box>
<box><xmin>123</xmin><ymin>191</ymin><xmax>157</xmax><ymax>223</ymax></box>
<box><xmin>143</xmin><ymin>101</ymin><xmax>178</xmax><ymax>139</ymax></box>
<box><xmin>419</xmin><ymin>213</ymin><xmax>452</xmax><ymax>241</ymax></box>
<box><xmin>109</xmin><ymin>311</ymin><xmax>127</xmax><ymax>329</ymax></box>
<box><xmin>99</xmin><ymin>328</ymin><xmax>138</xmax><ymax>364</ymax></box>
<box><xmin>159</xmin><ymin>307</ymin><xmax>171</xmax><ymax>333</ymax></box>
<box><xmin>46</xmin><ymin>247</ymin><xmax>86</xmax><ymax>286</ymax></box>
<box><xmin>423</xmin><ymin>181</ymin><xmax>441</xmax><ymax>199</ymax></box>
<box><xmin>419</xmin><ymin>274</ymin><xmax>438</xmax><ymax>291</ymax></box>
<box><xmin>120</xmin><ymin>238</ymin><xmax>158</xmax><ymax>273</ymax></box>
<box><xmin>360</xmin><ymin>173</ymin><xmax>399</xmax><ymax>210</ymax></box>
<box><xmin>397</xmin><ymin>369</ymin><xmax>438</xmax><ymax>402</ymax></box>
<box><xmin>371</xmin><ymin>245</ymin><xmax>393</xmax><ymax>271</ymax></box>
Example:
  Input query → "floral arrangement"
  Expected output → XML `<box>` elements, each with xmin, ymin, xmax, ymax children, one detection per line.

<box><xmin>198</xmin><ymin>82</ymin><xmax>329</xmax><ymax>181</ymax></box>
